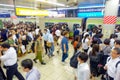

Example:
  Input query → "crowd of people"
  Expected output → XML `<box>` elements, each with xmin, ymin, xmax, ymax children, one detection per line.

<box><xmin>0</xmin><ymin>21</ymin><xmax>120</xmax><ymax>80</ymax></box>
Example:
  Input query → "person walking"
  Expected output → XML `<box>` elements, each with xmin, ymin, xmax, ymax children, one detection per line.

<box><xmin>33</xmin><ymin>35</ymin><xmax>46</xmax><ymax>65</ymax></box>
<box><xmin>21</xmin><ymin>59</ymin><xmax>40</xmax><ymax>80</ymax></box>
<box><xmin>61</xmin><ymin>31</ymin><xmax>69</xmax><ymax>64</ymax></box>
<box><xmin>0</xmin><ymin>43</ymin><xmax>25</xmax><ymax>80</ymax></box>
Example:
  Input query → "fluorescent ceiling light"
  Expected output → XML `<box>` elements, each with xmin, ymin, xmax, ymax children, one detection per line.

<box><xmin>36</xmin><ymin>0</ymin><xmax>65</xmax><ymax>6</ymax></box>
<box><xmin>0</xmin><ymin>4</ymin><xmax>36</xmax><ymax>9</ymax></box>
<box><xmin>47</xmin><ymin>7</ymin><xmax>78</xmax><ymax>10</ymax></box>
<box><xmin>79</xmin><ymin>5</ymin><xmax>105</xmax><ymax>8</ymax></box>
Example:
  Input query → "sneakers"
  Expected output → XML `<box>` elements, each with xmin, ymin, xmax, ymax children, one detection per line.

<box><xmin>41</xmin><ymin>62</ymin><xmax>46</xmax><ymax>65</ymax></box>
<box><xmin>33</xmin><ymin>59</ymin><xmax>37</xmax><ymax>63</ymax></box>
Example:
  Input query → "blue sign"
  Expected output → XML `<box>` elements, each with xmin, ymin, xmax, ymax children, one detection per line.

<box><xmin>0</xmin><ymin>13</ymin><xmax>10</xmax><ymax>18</ymax></box>
<box><xmin>77</xmin><ymin>7</ymin><xmax>104</xmax><ymax>13</ymax></box>
<box><xmin>77</xmin><ymin>12</ymin><xmax>104</xmax><ymax>18</ymax></box>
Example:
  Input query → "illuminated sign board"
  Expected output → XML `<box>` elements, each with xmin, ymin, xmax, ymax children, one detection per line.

<box><xmin>77</xmin><ymin>7</ymin><xmax>104</xmax><ymax>13</ymax></box>
<box><xmin>77</xmin><ymin>7</ymin><xmax>104</xmax><ymax>18</ymax></box>
<box><xmin>77</xmin><ymin>12</ymin><xmax>103</xmax><ymax>18</ymax></box>
<box><xmin>16</xmin><ymin>8</ymin><xmax>49</xmax><ymax>16</ymax></box>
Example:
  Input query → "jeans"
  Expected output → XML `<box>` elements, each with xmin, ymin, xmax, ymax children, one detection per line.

<box><xmin>49</xmin><ymin>43</ymin><xmax>54</xmax><ymax>56</ymax></box>
<box><xmin>62</xmin><ymin>52</ymin><xmax>68</xmax><ymax>62</ymax></box>
<box><xmin>6</xmin><ymin>63</ymin><xmax>25</xmax><ymax>80</ymax></box>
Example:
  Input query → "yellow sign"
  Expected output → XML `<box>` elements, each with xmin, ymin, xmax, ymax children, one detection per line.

<box><xmin>16</xmin><ymin>8</ymin><xmax>49</xmax><ymax>16</ymax></box>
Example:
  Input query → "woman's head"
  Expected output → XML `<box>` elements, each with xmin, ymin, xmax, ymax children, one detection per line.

<box><xmin>91</xmin><ymin>44</ymin><xmax>99</xmax><ymax>56</ymax></box>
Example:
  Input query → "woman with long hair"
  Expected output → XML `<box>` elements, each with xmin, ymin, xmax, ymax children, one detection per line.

<box><xmin>89</xmin><ymin>44</ymin><xmax>100</xmax><ymax>80</ymax></box>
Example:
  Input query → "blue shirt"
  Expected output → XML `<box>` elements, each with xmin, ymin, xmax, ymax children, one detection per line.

<box><xmin>26</xmin><ymin>67</ymin><xmax>40</xmax><ymax>80</ymax></box>
<box><xmin>61</xmin><ymin>37</ymin><xmax>69</xmax><ymax>52</ymax></box>
<box><xmin>43</xmin><ymin>33</ymin><xmax>49</xmax><ymax>41</ymax></box>
<box><xmin>74</xmin><ymin>30</ymin><xmax>79</xmax><ymax>37</ymax></box>
<box><xmin>48</xmin><ymin>34</ymin><xmax>54</xmax><ymax>43</ymax></box>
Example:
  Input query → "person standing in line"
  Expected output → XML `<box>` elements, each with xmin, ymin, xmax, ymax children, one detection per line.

<box><xmin>104</xmin><ymin>48</ymin><xmax>120</xmax><ymax>80</ymax></box>
<box><xmin>21</xmin><ymin>59</ymin><xmax>40</xmax><ymax>80</ymax></box>
<box><xmin>33</xmin><ymin>35</ymin><xmax>46</xmax><ymax>65</ymax></box>
<box><xmin>0</xmin><ymin>61</ymin><xmax>6</xmax><ymax>80</ymax></box>
<box><xmin>43</xmin><ymin>29</ymin><xmax>49</xmax><ymax>54</ymax></box>
<box><xmin>77</xmin><ymin>52</ymin><xmax>90</xmax><ymax>80</ymax></box>
<box><xmin>82</xmin><ymin>34</ymin><xmax>90</xmax><ymax>53</ymax></box>
<box><xmin>0</xmin><ymin>43</ymin><xmax>25</xmax><ymax>80</ymax></box>
<box><xmin>61</xmin><ymin>31</ymin><xmax>69</xmax><ymax>63</ymax></box>
<box><xmin>115</xmin><ymin>26</ymin><xmax>120</xmax><ymax>40</ymax></box>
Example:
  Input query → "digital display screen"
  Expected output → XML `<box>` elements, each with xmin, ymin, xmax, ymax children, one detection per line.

<box><xmin>77</xmin><ymin>12</ymin><xmax>103</xmax><ymax>18</ymax></box>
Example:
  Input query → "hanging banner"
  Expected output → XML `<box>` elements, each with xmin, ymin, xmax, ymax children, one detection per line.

<box><xmin>16</xmin><ymin>8</ymin><xmax>49</xmax><ymax>16</ymax></box>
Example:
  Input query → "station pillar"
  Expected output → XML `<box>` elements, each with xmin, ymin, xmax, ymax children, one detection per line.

<box><xmin>103</xmin><ymin>0</ymin><xmax>119</xmax><ymax>38</ymax></box>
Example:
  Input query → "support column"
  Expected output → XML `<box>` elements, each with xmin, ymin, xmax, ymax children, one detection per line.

<box><xmin>103</xmin><ymin>0</ymin><xmax>119</xmax><ymax>38</ymax></box>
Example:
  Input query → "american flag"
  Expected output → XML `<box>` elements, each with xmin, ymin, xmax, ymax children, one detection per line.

<box><xmin>103</xmin><ymin>16</ymin><xmax>117</xmax><ymax>24</ymax></box>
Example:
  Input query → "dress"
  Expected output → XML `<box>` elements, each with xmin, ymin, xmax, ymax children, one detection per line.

<box><xmin>35</xmin><ymin>40</ymin><xmax>43</xmax><ymax>63</ymax></box>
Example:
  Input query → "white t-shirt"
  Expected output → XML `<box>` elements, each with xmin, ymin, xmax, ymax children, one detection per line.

<box><xmin>82</xmin><ymin>38</ymin><xmax>89</xmax><ymax>50</ymax></box>
<box><xmin>55</xmin><ymin>30</ymin><xmax>61</xmax><ymax>37</ymax></box>
<box><xmin>35</xmin><ymin>29</ymin><xmax>39</xmax><ymax>35</ymax></box>
<box><xmin>110</xmin><ymin>38</ymin><xmax>115</xmax><ymax>48</ymax></box>
<box><xmin>77</xmin><ymin>63</ymin><xmax>90</xmax><ymax>80</ymax></box>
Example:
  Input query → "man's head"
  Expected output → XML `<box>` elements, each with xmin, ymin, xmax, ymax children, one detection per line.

<box><xmin>44</xmin><ymin>29</ymin><xmax>47</xmax><ymax>34</ymax></box>
<box><xmin>63</xmin><ymin>31</ymin><xmax>69</xmax><ymax>38</ymax></box>
<box><xmin>21</xmin><ymin>59</ymin><xmax>33</xmax><ymax>72</ymax></box>
<box><xmin>77</xmin><ymin>52</ymin><xmax>88</xmax><ymax>63</ymax></box>
<box><xmin>114</xmin><ymin>40</ymin><xmax>120</xmax><ymax>48</ymax></box>
<box><xmin>111</xmin><ymin>48</ymin><xmax>120</xmax><ymax>59</ymax></box>
<box><xmin>1</xmin><ymin>43</ymin><xmax>10</xmax><ymax>51</ymax></box>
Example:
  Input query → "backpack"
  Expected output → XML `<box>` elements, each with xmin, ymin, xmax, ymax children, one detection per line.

<box><xmin>70</xmin><ymin>51</ymin><xmax>80</xmax><ymax>68</ymax></box>
<box><xmin>26</xmin><ymin>35</ymin><xmax>32</xmax><ymax>42</ymax></box>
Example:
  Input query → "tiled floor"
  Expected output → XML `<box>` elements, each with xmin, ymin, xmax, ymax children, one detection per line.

<box><xmin>6</xmin><ymin>42</ymin><xmax>101</xmax><ymax>80</ymax></box>
<box><xmin>14</xmin><ymin>43</ymin><xmax>75</xmax><ymax>80</ymax></box>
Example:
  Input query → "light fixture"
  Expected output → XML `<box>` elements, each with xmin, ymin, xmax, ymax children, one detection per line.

<box><xmin>79</xmin><ymin>5</ymin><xmax>105</xmax><ymax>8</ymax></box>
<box><xmin>0</xmin><ymin>4</ymin><xmax>36</xmax><ymax>9</ymax></box>
<box><xmin>36</xmin><ymin>0</ymin><xmax>65</xmax><ymax>6</ymax></box>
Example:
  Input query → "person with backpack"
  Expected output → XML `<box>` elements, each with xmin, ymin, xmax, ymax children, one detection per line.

<box><xmin>70</xmin><ymin>43</ymin><xmax>82</xmax><ymax>80</ymax></box>
<box><xmin>104</xmin><ymin>48</ymin><xmax>120</xmax><ymax>80</ymax></box>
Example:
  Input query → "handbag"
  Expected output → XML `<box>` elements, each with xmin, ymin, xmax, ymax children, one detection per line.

<box><xmin>97</xmin><ymin>46</ymin><xmax>108</xmax><ymax>74</ymax></box>
<box><xmin>46</xmin><ymin>42</ymin><xmax>52</xmax><ymax>47</ymax></box>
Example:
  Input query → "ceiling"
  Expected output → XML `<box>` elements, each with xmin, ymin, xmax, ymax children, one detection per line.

<box><xmin>0</xmin><ymin>0</ymin><xmax>105</xmax><ymax>10</ymax></box>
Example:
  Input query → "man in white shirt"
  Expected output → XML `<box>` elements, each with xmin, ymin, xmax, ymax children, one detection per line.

<box><xmin>0</xmin><ymin>43</ymin><xmax>25</xmax><ymax>80</ymax></box>
<box><xmin>77</xmin><ymin>52</ymin><xmax>90</xmax><ymax>80</ymax></box>
<box><xmin>21</xmin><ymin>59</ymin><xmax>40</xmax><ymax>80</ymax></box>
<box><xmin>104</xmin><ymin>48</ymin><xmax>120</xmax><ymax>80</ymax></box>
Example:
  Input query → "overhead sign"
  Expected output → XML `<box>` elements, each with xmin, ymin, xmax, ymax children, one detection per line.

<box><xmin>16</xmin><ymin>8</ymin><xmax>49</xmax><ymax>16</ymax></box>
<box><xmin>77</xmin><ymin>7</ymin><xmax>104</xmax><ymax>13</ymax></box>
<box><xmin>0</xmin><ymin>13</ymin><xmax>10</xmax><ymax>18</ymax></box>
